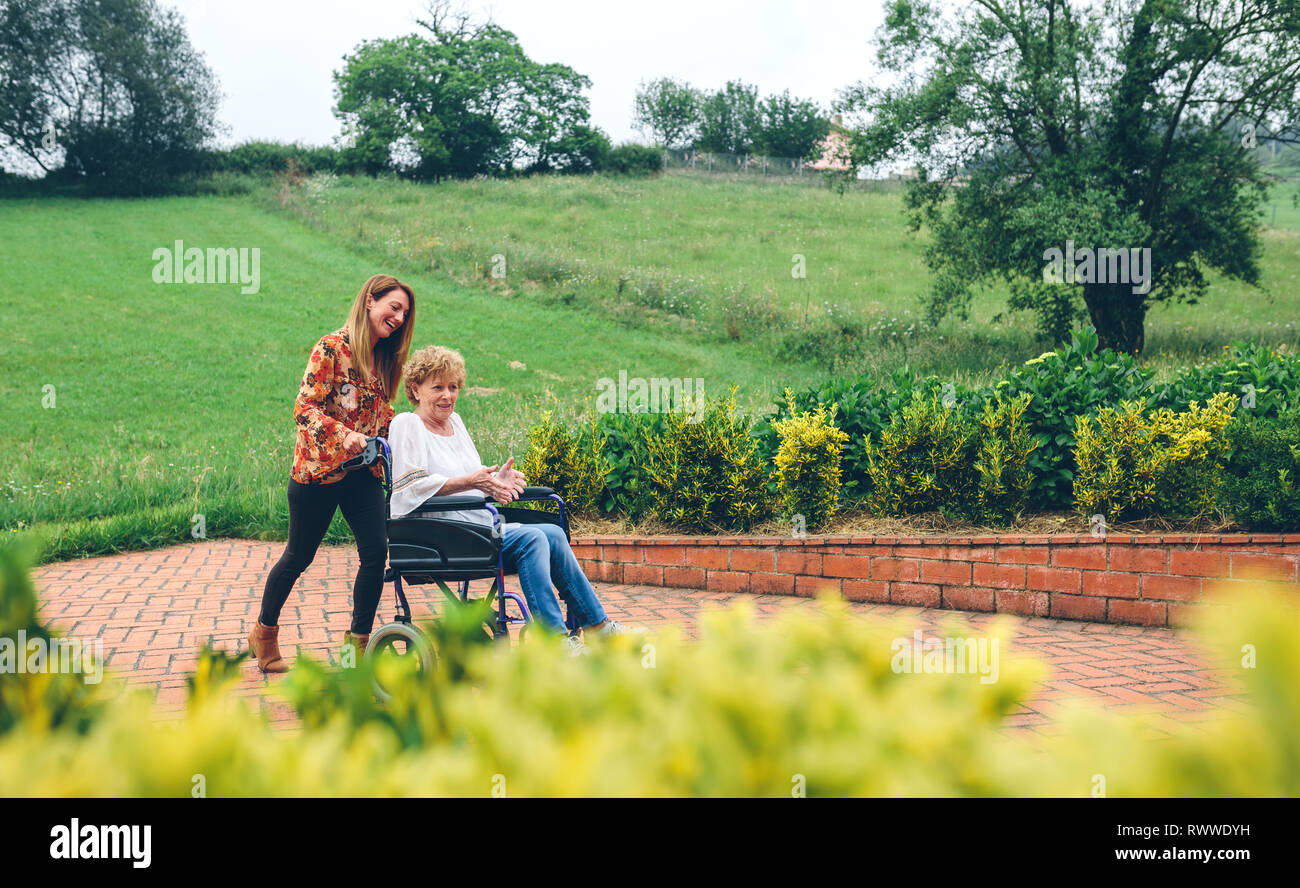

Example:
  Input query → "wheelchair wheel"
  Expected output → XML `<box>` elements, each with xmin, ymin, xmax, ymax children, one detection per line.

<box><xmin>366</xmin><ymin>622</ymin><xmax>436</xmax><ymax>703</ymax></box>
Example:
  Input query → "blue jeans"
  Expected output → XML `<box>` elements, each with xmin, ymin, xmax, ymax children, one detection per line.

<box><xmin>501</xmin><ymin>522</ymin><xmax>607</xmax><ymax>635</ymax></box>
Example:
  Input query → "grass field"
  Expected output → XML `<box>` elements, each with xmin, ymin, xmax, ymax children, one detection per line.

<box><xmin>3</xmin><ymin>171</ymin><xmax>1298</xmax><ymax>559</ymax></box>
<box><xmin>275</xmin><ymin>171</ymin><xmax>1300</xmax><ymax>382</ymax></box>
<box><xmin>1266</xmin><ymin>179</ymin><xmax>1300</xmax><ymax>231</ymax></box>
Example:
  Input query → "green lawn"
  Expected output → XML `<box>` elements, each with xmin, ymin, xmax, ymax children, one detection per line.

<box><xmin>0</xmin><ymin>195</ymin><xmax>821</xmax><ymax>559</ymax></box>
<box><xmin>1265</xmin><ymin>179</ymin><xmax>1300</xmax><ymax>231</ymax></box>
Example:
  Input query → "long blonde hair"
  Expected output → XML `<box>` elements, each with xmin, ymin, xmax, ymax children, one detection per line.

<box><xmin>345</xmin><ymin>274</ymin><xmax>415</xmax><ymax>402</ymax></box>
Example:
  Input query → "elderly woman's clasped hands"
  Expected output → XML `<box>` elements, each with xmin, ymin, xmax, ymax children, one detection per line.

<box><xmin>468</xmin><ymin>456</ymin><xmax>526</xmax><ymax>503</ymax></box>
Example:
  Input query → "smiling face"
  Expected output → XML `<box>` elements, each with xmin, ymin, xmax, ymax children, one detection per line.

<box><xmin>414</xmin><ymin>375</ymin><xmax>459</xmax><ymax>426</ymax></box>
<box><xmin>367</xmin><ymin>287</ymin><xmax>410</xmax><ymax>342</ymax></box>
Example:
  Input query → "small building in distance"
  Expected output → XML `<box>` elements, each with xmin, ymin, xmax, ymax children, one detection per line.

<box><xmin>807</xmin><ymin>113</ymin><xmax>853</xmax><ymax>172</ymax></box>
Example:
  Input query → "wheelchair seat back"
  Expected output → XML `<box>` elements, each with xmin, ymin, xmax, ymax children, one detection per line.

<box><xmin>387</xmin><ymin>515</ymin><xmax>500</xmax><ymax>583</ymax></box>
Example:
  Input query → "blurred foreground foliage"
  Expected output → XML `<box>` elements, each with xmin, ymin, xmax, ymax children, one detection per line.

<box><xmin>1</xmin><ymin>542</ymin><xmax>1295</xmax><ymax>796</ymax></box>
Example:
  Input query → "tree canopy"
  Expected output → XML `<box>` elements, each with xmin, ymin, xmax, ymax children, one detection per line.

<box><xmin>757</xmin><ymin>90</ymin><xmax>831</xmax><ymax>159</ymax></box>
<box><xmin>697</xmin><ymin>80</ymin><xmax>762</xmax><ymax>155</ymax></box>
<box><xmin>0</xmin><ymin>0</ymin><xmax>221</xmax><ymax>193</ymax></box>
<box><xmin>840</xmin><ymin>0</ymin><xmax>1300</xmax><ymax>353</ymax></box>
<box><xmin>635</xmin><ymin>77</ymin><xmax>832</xmax><ymax>160</ymax></box>
<box><xmin>632</xmin><ymin>77</ymin><xmax>701</xmax><ymax>150</ymax></box>
<box><xmin>333</xmin><ymin>2</ymin><xmax>602</xmax><ymax>180</ymax></box>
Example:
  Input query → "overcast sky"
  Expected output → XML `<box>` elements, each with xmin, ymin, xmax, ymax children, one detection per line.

<box><xmin>170</xmin><ymin>0</ymin><xmax>894</xmax><ymax>148</ymax></box>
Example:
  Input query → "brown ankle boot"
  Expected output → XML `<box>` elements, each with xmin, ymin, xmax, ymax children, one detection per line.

<box><xmin>248</xmin><ymin>620</ymin><xmax>291</xmax><ymax>673</ymax></box>
<box><xmin>342</xmin><ymin>631</ymin><xmax>370</xmax><ymax>662</ymax></box>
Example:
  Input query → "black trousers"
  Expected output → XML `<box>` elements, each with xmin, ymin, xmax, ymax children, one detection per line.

<box><xmin>259</xmin><ymin>470</ymin><xmax>387</xmax><ymax>635</ymax></box>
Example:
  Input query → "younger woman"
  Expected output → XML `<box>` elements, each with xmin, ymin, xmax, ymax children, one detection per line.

<box><xmin>249</xmin><ymin>274</ymin><xmax>415</xmax><ymax>672</ymax></box>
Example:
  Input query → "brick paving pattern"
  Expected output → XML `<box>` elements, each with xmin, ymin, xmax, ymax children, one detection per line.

<box><xmin>31</xmin><ymin>540</ymin><xmax>1248</xmax><ymax>734</ymax></box>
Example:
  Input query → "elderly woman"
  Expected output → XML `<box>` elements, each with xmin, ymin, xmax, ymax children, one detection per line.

<box><xmin>388</xmin><ymin>346</ymin><xmax>635</xmax><ymax>655</ymax></box>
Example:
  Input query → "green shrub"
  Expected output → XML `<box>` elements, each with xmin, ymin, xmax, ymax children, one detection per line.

<box><xmin>1072</xmin><ymin>393</ymin><xmax>1237</xmax><ymax>522</ymax></box>
<box><xmin>593</xmin><ymin>411</ymin><xmax>664</xmax><ymax>520</ymax></box>
<box><xmin>1158</xmin><ymin>340</ymin><xmax>1300</xmax><ymax>419</ymax></box>
<box><xmin>527</xmin><ymin>124</ymin><xmax>611</xmax><ymax>175</ymax></box>
<box><xmin>1218</xmin><ymin>410</ymin><xmax>1300</xmax><ymax>531</ymax></box>
<box><xmin>989</xmin><ymin>327</ymin><xmax>1156</xmax><ymax>509</ymax></box>
<box><xmin>863</xmin><ymin>391</ymin><xmax>977</xmax><ymax>517</ymax></box>
<box><xmin>773</xmin><ymin>393</ymin><xmax>850</xmax><ymax>530</ymax></box>
<box><xmin>862</xmin><ymin>391</ymin><xmax>1037</xmax><ymax>522</ymax></box>
<box><xmin>519</xmin><ymin>411</ymin><xmax>606</xmax><ymax>516</ymax></box>
<box><xmin>644</xmin><ymin>389</ymin><xmax>770</xmax><ymax>531</ymax></box>
<box><xmin>601</xmin><ymin>143</ymin><xmax>664</xmax><ymax>176</ymax></box>
<box><xmin>765</xmin><ymin>330</ymin><xmax>1299</xmax><ymax>521</ymax></box>
<box><xmin>208</xmin><ymin>140</ymin><xmax>341</xmax><ymax>177</ymax></box>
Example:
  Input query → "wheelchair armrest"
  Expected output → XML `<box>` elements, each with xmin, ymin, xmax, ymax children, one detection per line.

<box><xmin>411</xmin><ymin>495</ymin><xmax>495</xmax><ymax>513</ymax></box>
<box><xmin>516</xmin><ymin>487</ymin><xmax>556</xmax><ymax>500</ymax></box>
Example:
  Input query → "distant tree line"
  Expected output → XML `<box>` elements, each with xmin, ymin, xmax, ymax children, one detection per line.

<box><xmin>0</xmin><ymin>0</ymin><xmax>662</xmax><ymax>193</ymax></box>
<box><xmin>633</xmin><ymin>77</ymin><xmax>832</xmax><ymax>160</ymax></box>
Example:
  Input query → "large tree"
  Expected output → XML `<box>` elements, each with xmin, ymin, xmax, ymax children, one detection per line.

<box><xmin>756</xmin><ymin>90</ymin><xmax>831</xmax><ymax>159</ymax></box>
<box><xmin>632</xmin><ymin>77</ymin><xmax>701</xmax><ymax>149</ymax></box>
<box><xmin>839</xmin><ymin>0</ymin><xmax>1300</xmax><ymax>353</ymax></box>
<box><xmin>0</xmin><ymin>0</ymin><xmax>221</xmax><ymax>193</ymax></box>
<box><xmin>697</xmin><ymin>80</ymin><xmax>761</xmax><ymax>155</ymax></box>
<box><xmin>333</xmin><ymin>2</ymin><xmax>598</xmax><ymax>180</ymax></box>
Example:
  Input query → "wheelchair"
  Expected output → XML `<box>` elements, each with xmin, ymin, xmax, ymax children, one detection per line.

<box><xmin>340</xmin><ymin>436</ymin><xmax>579</xmax><ymax>699</ymax></box>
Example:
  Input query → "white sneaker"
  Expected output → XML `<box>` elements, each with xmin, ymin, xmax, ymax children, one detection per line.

<box><xmin>594</xmin><ymin>620</ymin><xmax>647</xmax><ymax>638</ymax></box>
<box><xmin>562</xmin><ymin>635</ymin><xmax>589</xmax><ymax>657</ymax></box>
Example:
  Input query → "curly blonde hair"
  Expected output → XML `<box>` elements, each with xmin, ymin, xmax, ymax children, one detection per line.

<box><xmin>403</xmin><ymin>345</ymin><xmax>467</xmax><ymax>405</ymax></box>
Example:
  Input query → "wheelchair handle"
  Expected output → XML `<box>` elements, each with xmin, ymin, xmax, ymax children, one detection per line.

<box><xmin>340</xmin><ymin>436</ymin><xmax>392</xmax><ymax>494</ymax></box>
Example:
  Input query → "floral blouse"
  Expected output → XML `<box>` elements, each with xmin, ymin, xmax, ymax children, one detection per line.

<box><xmin>291</xmin><ymin>328</ymin><xmax>394</xmax><ymax>485</ymax></box>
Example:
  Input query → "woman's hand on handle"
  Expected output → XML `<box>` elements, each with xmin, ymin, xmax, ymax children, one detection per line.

<box><xmin>342</xmin><ymin>431</ymin><xmax>368</xmax><ymax>455</ymax></box>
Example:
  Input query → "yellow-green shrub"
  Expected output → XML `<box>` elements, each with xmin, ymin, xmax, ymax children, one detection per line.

<box><xmin>864</xmin><ymin>392</ymin><xmax>973</xmax><ymax>517</ymax></box>
<box><xmin>643</xmin><ymin>388</ymin><xmax>770</xmax><ymax>531</ymax></box>
<box><xmin>773</xmin><ymin>391</ymin><xmax>850</xmax><ymax>530</ymax></box>
<box><xmin>0</xmin><ymin>539</ymin><xmax>107</xmax><ymax>736</ymax></box>
<box><xmin>863</xmin><ymin>392</ymin><xmax>1037</xmax><ymax>522</ymax></box>
<box><xmin>1073</xmin><ymin>393</ymin><xmax>1237</xmax><ymax>521</ymax></box>
<box><xmin>520</xmin><ymin>410</ymin><xmax>606</xmax><ymax>516</ymax></box>
<box><xmin>5</xmin><ymin>542</ymin><xmax>1300</xmax><ymax>797</ymax></box>
<box><xmin>970</xmin><ymin>393</ymin><xmax>1040</xmax><ymax>522</ymax></box>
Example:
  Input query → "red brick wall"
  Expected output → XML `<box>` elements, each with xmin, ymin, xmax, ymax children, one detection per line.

<box><xmin>570</xmin><ymin>533</ymin><xmax>1300</xmax><ymax>627</ymax></box>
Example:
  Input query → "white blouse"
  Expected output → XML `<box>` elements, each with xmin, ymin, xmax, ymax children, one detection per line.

<box><xmin>388</xmin><ymin>411</ymin><xmax>520</xmax><ymax>530</ymax></box>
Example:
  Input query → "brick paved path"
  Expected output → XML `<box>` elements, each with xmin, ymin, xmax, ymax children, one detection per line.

<box><xmin>31</xmin><ymin>541</ymin><xmax>1247</xmax><ymax>733</ymax></box>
